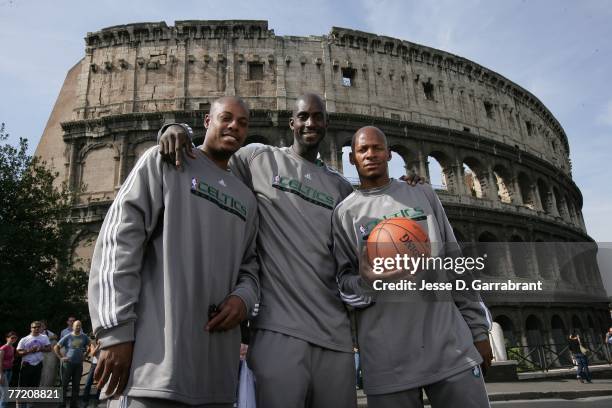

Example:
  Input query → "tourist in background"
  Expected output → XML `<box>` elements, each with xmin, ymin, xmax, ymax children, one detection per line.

<box><xmin>16</xmin><ymin>321</ymin><xmax>51</xmax><ymax>408</ymax></box>
<box><xmin>568</xmin><ymin>333</ymin><xmax>592</xmax><ymax>383</ymax></box>
<box><xmin>0</xmin><ymin>331</ymin><xmax>18</xmax><ymax>408</ymax></box>
<box><xmin>55</xmin><ymin>320</ymin><xmax>90</xmax><ymax>408</ymax></box>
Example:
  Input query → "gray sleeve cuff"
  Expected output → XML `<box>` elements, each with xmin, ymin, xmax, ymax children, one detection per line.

<box><xmin>230</xmin><ymin>287</ymin><xmax>259</xmax><ymax>318</ymax></box>
<box><xmin>97</xmin><ymin>321</ymin><xmax>135</xmax><ymax>349</ymax></box>
<box><xmin>157</xmin><ymin>123</ymin><xmax>194</xmax><ymax>143</ymax></box>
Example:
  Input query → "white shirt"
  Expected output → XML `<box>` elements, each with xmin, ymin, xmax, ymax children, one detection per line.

<box><xmin>16</xmin><ymin>334</ymin><xmax>50</xmax><ymax>365</ymax></box>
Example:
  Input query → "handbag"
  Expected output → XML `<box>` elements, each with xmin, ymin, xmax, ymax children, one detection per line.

<box><xmin>579</xmin><ymin>344</ymin><xmax>589</xmax><ymax>354</ymax></box>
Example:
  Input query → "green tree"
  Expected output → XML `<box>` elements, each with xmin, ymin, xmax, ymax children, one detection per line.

<box><xmin>0</xmin><ymin>123</ymin><xmax>88</xmax><ymax>337</ymax></box>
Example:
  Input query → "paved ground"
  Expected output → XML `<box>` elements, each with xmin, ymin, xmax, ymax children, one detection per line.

<box><xmin>355</xmin><ymin>366</ymin><xmax>612</xmax><ymax>408</ymax></box>
<box><xmin>13</xmin><ymin>364</ymin><xmax>611</xmax><ymax>407</ymax></box>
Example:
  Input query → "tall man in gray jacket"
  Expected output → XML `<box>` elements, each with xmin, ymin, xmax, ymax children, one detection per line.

<box><xmin>332</xmin><ymin>126</ymin><xmax>493</xmax><ymax>408</ymax></box>
<box><xmin>88</xmin><ymin>96</ymin><xmax>260</xmax><ymax>407</ymax></box>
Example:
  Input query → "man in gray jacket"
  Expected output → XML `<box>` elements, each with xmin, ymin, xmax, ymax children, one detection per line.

<box><xmin>332</xmin><ymin>126</ymin><xmax>493</xmax><ymax>408</ymax></box>
<box><xmin>88</xmin><ymin>96</ymin><xmax>260</xmax><ymax>407</ymax></box>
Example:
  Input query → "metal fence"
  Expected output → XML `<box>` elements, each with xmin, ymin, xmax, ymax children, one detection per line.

<box><xmin>506</xmin><ymin>342</ymin><xmax>612</xmax><ymax>372</ymax></box>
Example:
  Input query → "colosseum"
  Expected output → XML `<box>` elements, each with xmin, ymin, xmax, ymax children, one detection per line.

<box><xmin>35</xmin><ymin>20</ymin><xmax>610</xmax><ymax>368</ymax></box>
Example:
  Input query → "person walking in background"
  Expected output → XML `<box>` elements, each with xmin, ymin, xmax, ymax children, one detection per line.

<box><xmin>39</xmin><ymin>321</ymin><xmax>58</xmax><ymax>387</ymax></box>
<box><xmin>0</xmin><ymin>332</ymin><xmax>18</xmax><ymax>408</ymax></box>
<box><xmin>82</xmin><ymin>338</ymin><xmax>101</xmax><ymax>407</ymax></box>
<box><xmin>569</xmin><ymin>333</ymin><xmax>592</xmax><ymax>383</ymax></box>
<box><xmin>60</xmin><ymin>317</ymin><xmax>76</xmax><ymax>341</ymax></box>
<box><xmin>55</xmin><ymin>320</ymin><xmax>90</xmax><ymax>408</ymax></box>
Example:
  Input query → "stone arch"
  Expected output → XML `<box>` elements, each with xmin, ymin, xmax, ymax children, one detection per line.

<box><xmin>537</xmin><ymin>179</ymin><xmax>552</xmax><ymax>214</ymax></box>
<box><xmin>478</xmin><ymin>231</ymin><xmax>503</xmax><ymax>276</ymax></box>
<box><xmin>427</xmin><ymin>150</ymin><xmax>452</xmax><ymax>191</ymax></box>
<box><xmin>572</xmin><ymin>248</ymin><xmax>589</xmax><ymax>285</ymax></box>
<box><xmin>78</xmin><ymin>142</ymin><xmax>119</xmax><ymax>162</ymax></box>
<box><xmin>553</xmin><ymin>187</ymin><xmax>568</xmax><ymax>220</ymax></box>
<box><xmin>557</xmin><ymin>238</ymin><xmax>576</xmax><ymax>283</ymax></box>
<box><xmin>510</xmin><ymin>234</ymin><xmax>530</xmax><ymax>278</ymax></box>
<box><xmin>534</xmin><ymin>239</ymin><xmax>554</xmax><ymax>279</ymax></box>
<box><xmin>462</xmin><ymin>157</ymin><xmax>486</xmax><ymax>198</ymax></box>
<box><xmin>492</xmin><ymin>164</ymin><xmax>513</xmax><ymax>203</ymax></box>
<box><xmin>571</xmin><ymin>315</ymin><xmax>584</xmax><ymax>335</ymax></box>
<box><xmin>565</xmin><ymin>197</ymin><xmax>577</xmax><ymax>224</ymax></box>
<box><xmin>495</xmin><ymin>314</ymin><xmax>517</xmax><ymax>347</ymax></box>
<box><xmin>426</xmin><ymin>154</ymin><xmax>447</xmax><ymax>190</ymax></box>
<box><xmin>586</xmin><ymin>315</ymin><xmax>597</xmax><ymax>345</ymax></box>
<box><xmin>551</xmin><ymin>315</ymin><xmax>567</xmax><ymax>342</ymax></box>
<box><xmin>388</xmin><ymin>144</ymin><xmax>411</xmax><ymax>179</ymax></box>
<box><xmin>79</xmin><ymin>144</ymin><xmax>118</xmax><ymax>197</ymax></box>
<box><xmin>525</xmin><ymin>314</ymin><xmax>545</xmax><ymax>347</ymax></box>
<box><xmin>517</xmin><ymin>172</ymin><xmax>535</xmax><ymax>209</ymax></box>
<box><xmin>551</xmin><ymin>315</ymin><xmax>572</xmax><ymax>365</ymax></box>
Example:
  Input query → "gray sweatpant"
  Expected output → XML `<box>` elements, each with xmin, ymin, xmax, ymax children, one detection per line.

<box><xmin>247</xmin><ymin>329</ymin><xmax>357</xmax><ymax>408</ymax></box>
<box><xmin>366</xmin><ymin>366</ymin><xmax>490</xmax><ymax>408</ymax></box>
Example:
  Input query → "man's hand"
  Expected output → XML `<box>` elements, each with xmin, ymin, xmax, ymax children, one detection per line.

<box><xmin>474</xmin><ymin>339</ymin><xmax>493</xmax><ymax>375</ymax></box>
<box><xmin>159</xmin><ymin>124</ymin><xmax>196</xmax><ymax>168</ymax></box>
<box><xmin>399</xmin><ymin>172</ymin><xmax>426</xmax><ymax>186</ymax></box>
<box><xmin>94</xmin><ymin>342</ymin><xmax>134</xmax><ymax>398</ymax></box>
<box><xmin>206</xmin><ymin>296</ymin><xmax>247</xmax><ymax>332</ymax></box>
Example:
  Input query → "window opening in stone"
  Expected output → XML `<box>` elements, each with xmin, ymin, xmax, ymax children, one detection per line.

<box><xmin>341</xmin><ymin>67</ymin><xmax>356</xmax><ymax>87</ymax></box>
<box><xmin>248</xmin><ymin>62</ymin><xmax>264</xmax><ymax>80</ymax></box>
<box><xmin>427</xmin><ymin>156</ymin><xmax>447</xmax><ymax>190</ymax></box>
<box><xmin>422</xmin><ymin>80</ymin><xmax>434</xmax><ymax>100</ymax></box>
<box><xmin>525</xmin><ymin>121</ymin><xmax>533</xmax><ymax>136</ymax></box>
<box><xmin>493</xmin><ymin>168</ymin><xmax>512</xmax><ymax>204</ymax></box>
<box><xmin>484</xmin><ymin>101</ymin><xmax>494</xmax><ymax>119</ymax></box>
<box><xmin>463</xmin><ymin>163</ymin><xmax>483</xmax><ymax>198</ymax></box>
<box><xmin>388</xmin><ymin>150</ymin><xmax>407</xmax><ymax>180</ymax></box>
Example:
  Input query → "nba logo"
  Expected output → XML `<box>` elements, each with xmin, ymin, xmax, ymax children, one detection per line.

<box><xmin>359</xmin><ymin>225</ymin><xmax>367</xmax><ymax>236</ymax></box>
<box><xmin>273</xmin><ymin>175</ymin><xmax>280</xmax><ymax>184</ymax></box>
<box><xmin>191</xmin><ymin>177</ymin><xmax>198</xmax><ymax>190</ymax></box>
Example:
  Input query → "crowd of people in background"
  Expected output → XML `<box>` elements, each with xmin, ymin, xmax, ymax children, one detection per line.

<box><xmin>0</xmin><ymin>316</ymin><xmax>101</xmax><ymax>408</ymax></box>
<box><xmin>1</xmin><ymin>317</ymin><xmax>611</xmax><ymax>406</ymax></box>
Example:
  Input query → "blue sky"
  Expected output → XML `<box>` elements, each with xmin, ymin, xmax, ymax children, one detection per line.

<box><xmin>1</xmin><ymin>0</ymin><xmax>611</xmax><ymax>244</ymax></box>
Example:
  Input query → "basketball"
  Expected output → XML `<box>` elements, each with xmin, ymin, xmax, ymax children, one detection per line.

<box><xmin>366</xmin><ymin>217</ymin><xmax>431</xmax><ymax>266</ymax></box>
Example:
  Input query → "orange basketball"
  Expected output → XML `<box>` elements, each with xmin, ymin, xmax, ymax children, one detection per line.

<box><xmin>366</xmin><ymin>217</ymin><xmax>431</xmax><ymax>266</ymax></box>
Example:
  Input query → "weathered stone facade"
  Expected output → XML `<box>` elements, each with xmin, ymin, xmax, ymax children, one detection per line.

<box><xmin>35</xmin><ymin>20</ymin><xmax>609</xmax><ymax>352</ymax></box>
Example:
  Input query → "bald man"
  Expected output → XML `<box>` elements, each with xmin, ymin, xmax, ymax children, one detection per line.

<box><xmin>89</xmin><ymin>96</ymin><xmax>260</xmax><ymax>407</ymax></box>
<box><xmin>159</xmin><ymin>93</ymin><xmax>359</xmax><ymax>407</ymax></box>
<box><xmin>333</xmin><ymin>126</ymin><xmax>493</xmax><ymax>408</ymax></box>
